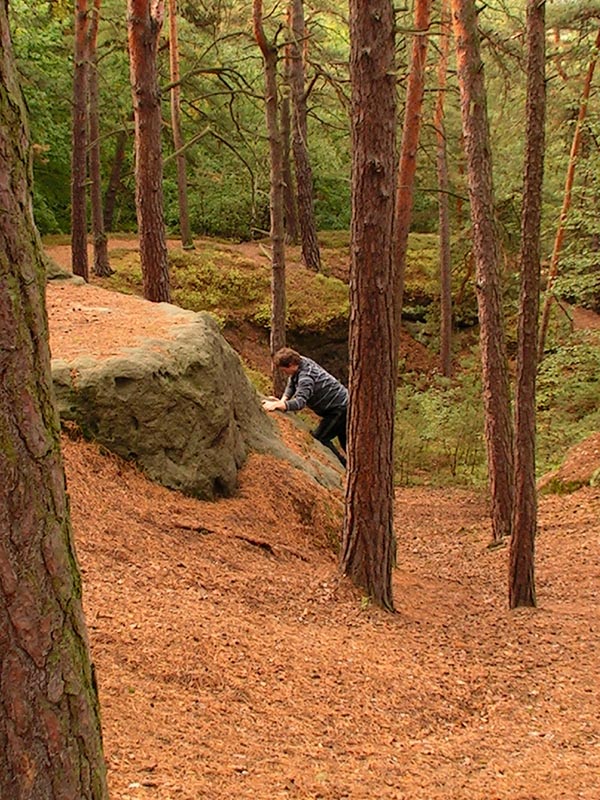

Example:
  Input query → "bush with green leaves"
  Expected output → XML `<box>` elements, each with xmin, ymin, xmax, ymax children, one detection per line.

<box><xmin>394</xmin><ymin>369</ymin><xmax>485</xmax><ymax>486</ymax></box>
<box><xmin>536</xmin><ymin>339</ymin><xmax>600</xmax><ymax>475</ymax></box>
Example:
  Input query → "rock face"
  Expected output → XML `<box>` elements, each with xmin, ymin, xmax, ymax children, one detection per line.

<box><xmin>51</xmin><ymin>302</ymin><xmax>339</xmax><ymax>499</ymax></box>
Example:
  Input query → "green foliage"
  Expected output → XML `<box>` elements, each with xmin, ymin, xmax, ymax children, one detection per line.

<box><xmin>553</xmin><ymin>254</ymin><xmax>600</xmax><ymax>312</ymax></box>
<box><xmin>99</xmin><ymin>243</ymin><xmax>350</xmax><ymax>335</ymax></box>
<box><xmin>10</xmin><ymin>0</ymin><xmax>73</xmax><ymax>233</ymax></box>
<box><xmin>394</xmin><ymin>369</ymin><xmax>486</xmax><ymax>487</ymax></box>
<box><xmin>536</xmin><ymin>340</ymin><xmax>600</xmax><ymax>475</ymax></box>
<box><xmin>287</xmin><ymin>272</ymin><xmax>349</xmax><ymax>333</ymax></box>
<box><xmin>169</xmin><ymin>251</ymin><xmax>269</xmax><ymax>316</ymax></box>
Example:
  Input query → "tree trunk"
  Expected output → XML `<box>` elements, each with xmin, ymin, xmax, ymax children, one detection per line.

<box><xmin>168</xmin><ymin>0</ymin><xmax>194</xmax><ymax>250</ymax></box>
<box><xmin>340</xmin><ymin>0</ymin><xmax>397</xmax><ymax>612</ymax></box>
<box><xmin>88</xmin><ymin>0</ymin><xmax>112</xmax><ymax>277</ymax></box>
<box><xmin>103</xmin><ymin>126</ymin><xmax>129</xmax><ymax>231</ymax></box>
<box><xmin>253</xmin><ymin>0</ymin><xmax>287</xmax><ymax>397</ymax></box>
<box><xmin>127</xmin><ymin>0</ymin><xmax>171</xmax><ymax>303</ymax></box>
<box><xmin>451</xmin><ymin>0</ymin><xmax>514</xmax><ymax>542</ymax></box>
<box><xmin>510</xmin><ymin>0</ymin><xmax>546</xmax><ymax>610</ymax></box>
<box><xmin>393</xmin><ymin>0</ymin><xmax>432</xmax><ymax>333</ymax></box>
<box><xmin>552</xmin><ymin>27</ymin><xmax>569</xmax><ymax>83</ymax></box>
<box><xmin>0</xmin><ymin>6</ymin><xmax>108</xmax><ymax>797</ymax></box>
<box><xmin>289</xmin><ymin>0</ymin><xmax>321</xmax><ymax>271</ymax></box>
<box><xmin>538</xmin><ymin>28</ymin><xmax>600</xmax><ymax>360</ymax></box>
<box><xmin>71</xmin><ymin>0</ymin><xmax>89</xmax><ymax>281</ymax></box>
<box><xmin>435</xmin><ymin>0</ymin><xmax>453</xmax><ymax>377</ymax></box>
<box><xmin>282</xmin><ymin>38</ymin><xmax>299</xmax><ymax>244</ymax></box>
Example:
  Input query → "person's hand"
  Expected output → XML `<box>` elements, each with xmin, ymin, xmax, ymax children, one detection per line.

<box><xmin>262</xmin><ymin>398</ymin><xmax>286</xmax><ymax>412</ymax></box>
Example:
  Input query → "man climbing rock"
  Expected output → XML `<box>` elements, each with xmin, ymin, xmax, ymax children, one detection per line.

<box><xmin>262</xmin><ymin>347</ymin><xmax>348</xmax><ymax>467</ymax></box>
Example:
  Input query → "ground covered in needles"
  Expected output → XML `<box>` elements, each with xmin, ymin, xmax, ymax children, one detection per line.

<box><xmin>47</xmin><ymin>254</ymin><xmax>600</xmax><ymax>800</ymax></box>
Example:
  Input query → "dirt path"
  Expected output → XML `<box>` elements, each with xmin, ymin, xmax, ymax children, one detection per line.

<box><xmin>572</xmin><ymin>304</ymin><xmax>600</xmax><ymax>330</ymax></box>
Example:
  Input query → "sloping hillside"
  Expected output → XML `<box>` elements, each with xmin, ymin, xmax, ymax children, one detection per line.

<box><xmin>46</xmin><ymin>262</ymin><xmax>600</xmax><ymax>799</ymax></box>
<box><xmin>64</xmin><ymin>434</ymin><xmax>599</xmax><ymax>800</ymax></box>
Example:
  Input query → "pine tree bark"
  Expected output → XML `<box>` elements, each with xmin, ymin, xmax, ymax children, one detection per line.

<box><xmin>88</xmin><ymin>0</ymin><xmax>112</xmax><ymax>277</ymax></box>
<box><xmin>71</xmin><ymin>0</ymin><xmax>90</xmax><ymax>281</ymax></box>
<box><xmin>282</xmin><ymin>38</ymin><xmax>299</xmax><ymax>244</ymax></box>
<box><xmin>451</xmin><ymin>0</ymin><xmax>514</xmax><ymax>542</ymax></box>
<box><xmin>510</xmin><ymin>0</ymin><xmax>546</xmax><ymax>609</ymax></box>
<box><xmin>127</xmin><ymin>0</ymin><xmax>171</xmax><ymax>303</ymax></box>
<box><xmin>289</xmin><ymin>0</ymin><xmax>321</xmax><ymax>271</ymax></box>
<box><xmin>0</xmin><ymin>6</ymin><xmax>108</xmax><ymax>796</ymax></box>
<box><xmin>538</xmin><ymin>28</ymin><xmax>600</xmax><ymax>360</ymax></box>
<box><xmin>253</xmin><ymin>0</ymin><xmax>287</xmax><ymax>396</ymax></box>
<box><xmin>168</xmin><ymin>0</ymin><xmax>194</xmax><ymax>250</ymax></box>
<box><xmin>340</xmin><ymin>0</ymin><xmax>397</xmax><ymax>612</ymax></box>
<box><xmin>393</xmin><ymin>0</ymin><xmax>432</xmax><ymax>333</ymax></box>
<box><xmin>434</xmin><ymin>0</ymin><xmax>453</xmax><ymax>377</ymax></box>
<box><xmin>103</xmin><ymin>126</ymin><xmax>129</xmax><ymax>231</ymax></box>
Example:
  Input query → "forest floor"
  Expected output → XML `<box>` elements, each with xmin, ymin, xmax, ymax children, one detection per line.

<box><xmin>45</xmin><ymin>240</ymin><xmax>600</xmax><ymax>800</ymax></box>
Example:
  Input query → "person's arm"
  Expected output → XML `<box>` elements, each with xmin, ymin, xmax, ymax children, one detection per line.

<box><xmin>283</xmin><ymin>371</ymin><xmax>314</xmax><ymax>411</ymax></box>
<box><xmin>263</xmin><ymin>374</ymin><xmax>292</xmax><ymax>412</ymax></box>
<box><xmin>262</xmin><ymin>397</ymin><xmax>287</xmax><ymax>412</ymax></box>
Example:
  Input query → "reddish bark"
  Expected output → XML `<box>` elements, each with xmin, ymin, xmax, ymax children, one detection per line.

<box><xmin>435</xmin><ymin>0</ymin><xmax>452</xmax><ymax>377</ymax></box>
<box><xmin>127</xmin><ymin>0</ymin><xmax>170</xmax><ymax>303</ymax></box>
<box><xmin>451</xmin><ymin>0</ymin><xmax>514</xmax><ymax>542</ymax></box>
<box><xmin>289</xmin><ymin>0</ymin><xmax>321</xmax><ymax>271</ymax></box>
<box><xmin>88</xmin><ymin>0</ymin><xmax>112</xmax><ymax>277</ymax></box>
<box><xmin>103</xmin><ymin>126</ymin><xmax>129</xmax><ymax>231</ymax></box>
<box><xmin>538</xmin><ymin>28</ymin><xmax>600</xmax><ymax>360</ymax></box>
<box><xmin>552</xmin><ymin>27</ymin><xmax>569</xmax><ymax>83</ymax></box>
<box><xmin>393</xmin><ymin>0</ymin><xmax>432</xmax><ymax>336</ymax></box>
<box><xmin>282</xmin><ymin>36</ymin><xmax>299</xmax><ymax>244</ymax></box>
<box><xmin>340</xmin><ymin>0</ymin><xmax>397</xmax><ymax>612</ymax></box>
<box><xmin>253</xmin><ymin>0</ymin><xmax>287</xmax><ymax>396</ymax></box>
<box><xmin>71</xmin><ymin>0</ymin><xmax>89</xmax><ymax>281</ymax></box>
<box><xmin>168</xmin><ymin>0</ymin><xmax>194</xmax><ymax>249</ymax></box>
<box><xmin>510</xmin><ymin>0</ymin><xmax>546</xmax><ymax>609</ymax></box>
<box><xmin>0</xmin><ymin>6</ymin><xmax>108</xmax><ymax>796</ymax></box>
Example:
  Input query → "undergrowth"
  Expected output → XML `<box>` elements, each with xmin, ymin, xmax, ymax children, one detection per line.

<box><xmin>62</xmin><ymin>233</ymin><xmax>597</xmax><ymax>490</ymax></box>
<box><xmin>99</xmin><ymin>241</ymin><xmax>350</xmax><ymax>334</ymax></box>
<box><xmin>394</xmin><ymin>334</ymin><xmax>600</xmax><ymax>488</ymax></box>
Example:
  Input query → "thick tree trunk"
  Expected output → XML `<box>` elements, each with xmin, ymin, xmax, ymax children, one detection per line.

<box><xmin>451</xmin><ymin>0</ymin><xmax>514</xmax><ymax>542</ymax></box>
<box><xmin>103</xmin><ymin>126</ymin><xmax>128</xmax><ymax>231</ymax></box>
<box><xmin>88</xmin><ymin>0</ymin><xmax>112</xmax><ymax>277</ymax></box>
<box><xmin>168</xmin><ymin>0</ymin><xmax>194</xmax><ymax>250</ymax></box>
<box><xmin>393</xmin><ymin>0</ymin><xmax>432</xmax><ymax>334</ymax></box>
<box><xmin>435</xmin><ymin>0</ymin><xmax>453</xmax><ymax>377</ymax></box>
<box><xmin>340</xmin><ymin>0</ymin><xmax>397</xmax><ymax>612</ymax></box>
<box><xmin>127</xmin><ymin>0</ymin><xmax>171</xmax><ymax>303</ymax></box>
<box><xmin>510</xmin><ymin>0</ymin><xmax>546</xmax><ymax>610</ymax></box>
<box><xmin>538</xmin><ymin>28</ymin><xmax>600</xmax><ymax>360</ymax></box>
<box><xmin>289</xmin><ymin>0</ymin><xmax>321</xmax><ymax>271</ymax></box>
<box><xmin>71</xmin><ymin>0</ymin><xmax>89</xmax><ymax>280</ymax></box>
<box><xmin>253</xmin><ymin>0</ymin><xmax>287</xmax><ymax>396</ymax></box>
<box><xmin>0</xmin><ymin>6</ymin><xmax>108</xmax><ymax>797</ymax></box>
<box><xmin>282</xmin><ymin>39</ymin><xmax>299</xmax><ymax>244</ymax></box>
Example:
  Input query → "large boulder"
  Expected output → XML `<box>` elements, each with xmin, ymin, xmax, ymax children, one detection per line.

<box><xmin>50</xmin><ymin>295</ymin><xmax>341</xmax><ymax>499</ymax></box>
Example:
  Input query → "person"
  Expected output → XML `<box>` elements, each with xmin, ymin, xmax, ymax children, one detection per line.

<box><xmin>262</xmin><ymin>347</ymin><xmax>348</xmax><ymax>467</ymax></box>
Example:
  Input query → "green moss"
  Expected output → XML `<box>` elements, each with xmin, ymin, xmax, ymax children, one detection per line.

<box><xmin>97</xmin><ymin>243</ymin><xmax>350</xmax><ymax>334</ymax></box>
<box><xmin>243</xmin><ymin>365</ymin><xmax>271</xmax><ymax>395</ymax></box>
<box><xmin>538</xmin><ymin>477</ymin><xmax>588</xmax><ymax>496</ymax></box>
<box><xmin>287</xmin><ymin>271</ymin><xmax>348</xmax><ymax>333</ymax></box>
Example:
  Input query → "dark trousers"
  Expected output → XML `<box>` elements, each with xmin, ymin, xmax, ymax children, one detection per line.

<box><xmin>312</xmin><ymin>408</ymin><xmax>347</xmax><ymax>467</ymax></box>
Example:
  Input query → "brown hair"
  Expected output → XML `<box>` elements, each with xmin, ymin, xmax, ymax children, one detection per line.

<box><xmin>273</xmin><ymin>347</ymin><xmax>301</xmax><ymax>368</ymax></box>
